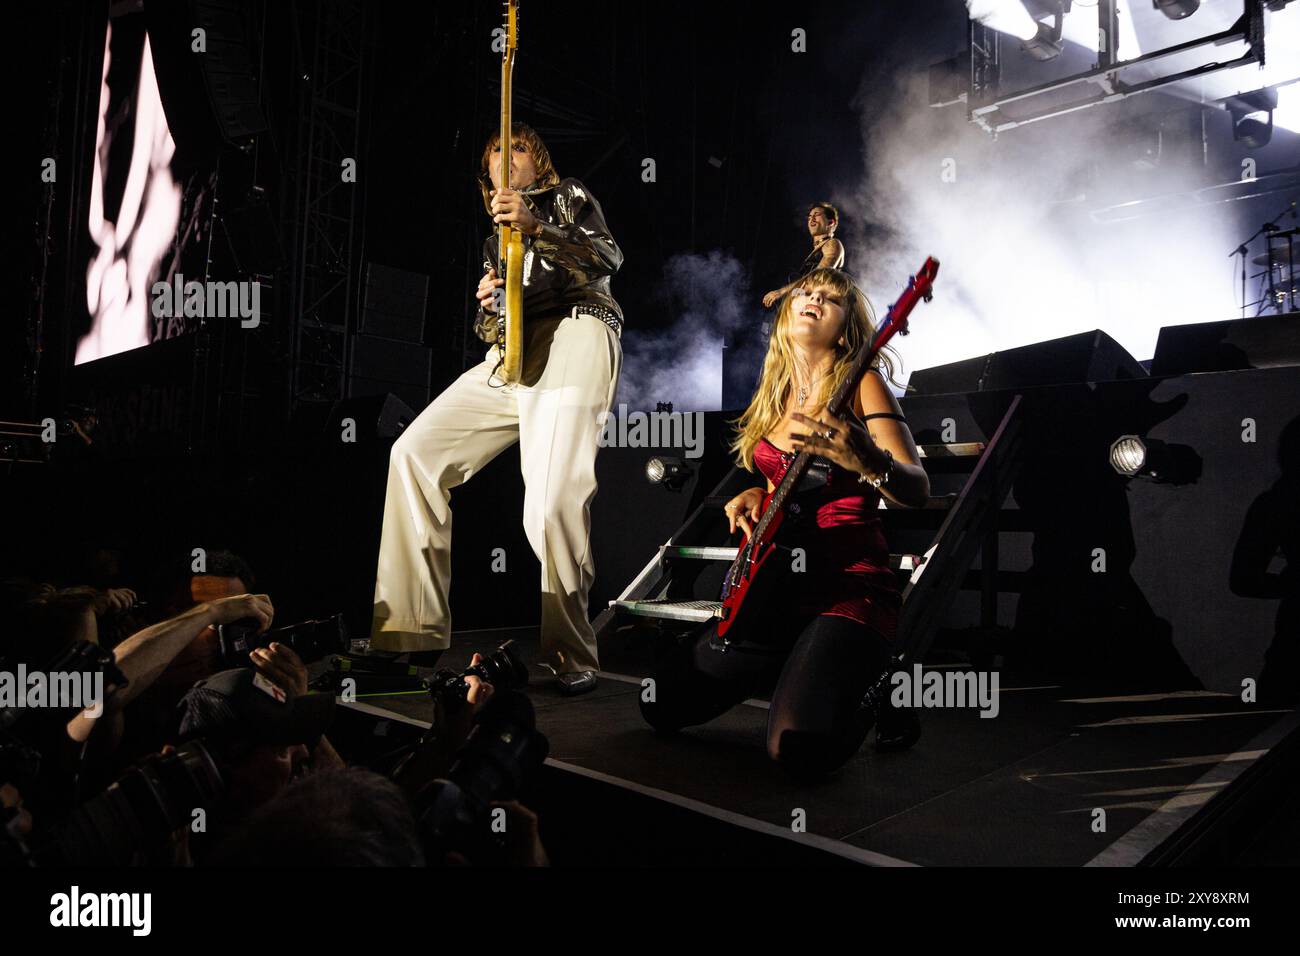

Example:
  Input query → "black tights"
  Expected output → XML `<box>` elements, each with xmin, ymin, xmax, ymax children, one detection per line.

<box><xmin>639</xmin><ymin>612</ymin><xmax>892</xmax><ymax>779</ymax></box>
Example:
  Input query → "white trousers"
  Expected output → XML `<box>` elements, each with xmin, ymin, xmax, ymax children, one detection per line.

<box><xmin>370</xmin><ymin>311</ymin><xmax>622</xmax><ymax>674</ymax></box>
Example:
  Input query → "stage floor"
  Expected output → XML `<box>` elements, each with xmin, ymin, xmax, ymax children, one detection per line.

<box><xmin>342</xmin><ymin>626</ymin><xmax>1300</xmax><ymax>866</ymax></box>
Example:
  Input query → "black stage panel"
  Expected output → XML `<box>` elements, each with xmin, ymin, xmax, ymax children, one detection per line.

<box><xmin>1150</xmin><ymin>312</ymin><xmax>1300</xmax><ymax>376</ymax></box>
<box><xmin>908</xmin><ymin>329</ymin><xmax>1147</xmax><ymax>396</ymax></box>
<box><xmin>897</xmin><ymin>365</ymin><xmax>1300</xmax><ymax>698</ymax></box>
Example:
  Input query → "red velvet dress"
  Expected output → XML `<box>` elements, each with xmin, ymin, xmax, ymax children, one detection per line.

<box><xmin>752</xmin><ymin>437</ymin><xmax>901</xmax><ymax>639</ymax></box>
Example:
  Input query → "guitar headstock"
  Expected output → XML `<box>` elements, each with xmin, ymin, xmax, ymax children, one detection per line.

<box><xmin>504</xmin><ymin>0</ymin><xmax>519</xmax><ymax>52</ymax></box>
<box><xmin>885</xmin><ymin>256</ymin><xmax>940</xmax><ymax>338</ymax></box>
<box><xmin>916</xmin><ymin>256</ymin><xmax>940</xmax><ymax>300</ymax></box>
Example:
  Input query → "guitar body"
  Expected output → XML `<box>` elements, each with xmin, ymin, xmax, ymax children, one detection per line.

<box><xmin>717</xmin><ymin>497</ymin><xmax>788</xmax><ymax>641</ymax></box>
<box><xmin>501</xmin><ymin>226</ymin><xmax>525</xmax><ymax>382</ymax></box>
<box><xmin>715</xmin><ymin>257</ymin><xmax>941</xmax><ymax>646</ymax></box>
<box><xmin>497</xmin><ymin>0</ymin><xmax>525</xmax><ymax>384</ymax></box>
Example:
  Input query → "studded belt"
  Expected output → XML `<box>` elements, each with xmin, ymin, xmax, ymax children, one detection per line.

<box><xmin>571</xmin><ymin>303</ymin><xmax>622</xmax><ymax>338</ymax></box>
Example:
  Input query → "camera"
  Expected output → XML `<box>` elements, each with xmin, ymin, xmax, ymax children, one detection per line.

<box><xmin>425</xmin><ymin>639</ymin><xmax>530</xmax><ymax>712</ymax></box>
<box><xmin>3</xmin><ymin>740</ymin><xmax>224</xmax><ymax>867</ymax></box>
<box><xmin>383</xmin><ymin>641</ymin><xmax>547</xmax><ymax>862</ymax></box>
<box><xmin>413</xmin><ymin>690</ymin><xmax>548</xmax><ymax>863</ymax></box>
<box><xmin>216</xmin><ymin>612</ymin><xmax>349</xmax><ymax>666</ymax></box>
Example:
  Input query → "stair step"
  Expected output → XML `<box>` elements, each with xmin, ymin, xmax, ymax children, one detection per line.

<box><xmin>663</xmin><ymin>545</ymin><xmax>739</xmax><ymax>561</ymax></box>
<box><xmin>613</xmin><ymin>598</ymin><xmax>724</xmax><ymax>623</ymax></box>
<box><xmin>880</xmin><ymin>494</ymin><xmax>957</xmax><ymax>510</ymax></box>
<box><xmin>661</xmin><ymin>544</ymin><xmax>925</xmax><ymax>573</ymax></box>
<box><xmin>894</xmin><ymin>553</ymin><xmax>926</xmax><ymax>572</ymax></box>
<box><xmin>917</xmin><ymin>442</ymin><xmax>984</xmax><ymax>458</ymax></box>
<box><xmin>917</xmin><ymin>442</ymin><xmax>986</xmax><ymax>473</ymax></box>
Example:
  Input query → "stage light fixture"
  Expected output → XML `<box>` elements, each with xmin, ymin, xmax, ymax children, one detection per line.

<box><xmin>966</xmin><ymin>1</ymin><xmax>1040</xmax><ymax>41</ymax></box>
<box><xmin>1109</xmin><ymin>435</ymin><xmax>1150</xmax><ymax>477</ymax></box>
<box><xmin>1153</xmin><ymin>0</ymin><xmax>1200</xmax><ymax>21</ymax></box>
<box><xmin>1234</xmin><ymin>113</ymin><xmax>1274</xmax><ymax>148</ymax></box>
<box><xmin>645</xmin><ymin>456</ymin><xmax>692</xmax><ymax>491</ymax></box>
<box><xmin>1108</xmin><ymin>435</ymin><xmax>1201</xmax><ymax>484</ymax></box>
<box><xmin>1226</xmin><ymin>89</ymin><xmax>1279</xmax><ymax>150</ymax></box>
<box><xmin>1021</xmin><ymin>18</ymin><xmax>1065</xmax><ymax>60</ymax></box>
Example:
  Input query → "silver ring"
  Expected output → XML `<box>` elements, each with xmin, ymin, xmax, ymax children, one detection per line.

<box><xmin>821</xmin><ymin>428</ymin><xmax>834</xmax><ymax>440</ymax></box>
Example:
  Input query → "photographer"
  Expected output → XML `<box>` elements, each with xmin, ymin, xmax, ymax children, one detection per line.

<box><xmin>210</xmin><ymin>767</ymin><xmax>424</xmax><ymax>866</ymax></box>
<box><xmin>65</xmin><ymin>592</ymin><xmax>275</xmax><ymax>748</ymax></box>
<box><xmin>400</xmin><ymin>652</ymin><xmax>550</xmax><ymax>867</ymax></box>
<box><xmin>3</xmin><ymin>586</ymin><xmax>132</xmax><ymax>817</ymax></box>
<box><xmin>172</xmin><ymin>664</ymin><xmax>339</xmax><ymax>862</ymax></box>
<box><xmin>4</xmin><ymin>576</ymin><xmax>277</xmax><ymax>800</ymax></box>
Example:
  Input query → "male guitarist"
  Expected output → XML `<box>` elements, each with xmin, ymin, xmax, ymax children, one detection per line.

<box><xmin>761</xmin><ymin>202</ymin><xmax>847</xmax><ymax>308</ymax></box>
<box><xmin>369</xmin><ymin>121</ymin><xmax>623</xmax><ymax>696</ymax></box>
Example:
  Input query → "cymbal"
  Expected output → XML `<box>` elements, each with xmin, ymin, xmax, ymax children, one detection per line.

<box><xmin>1252</xmin><ymin>250</ymin><xmax>1298</xmax><ymax>266</ymax></box>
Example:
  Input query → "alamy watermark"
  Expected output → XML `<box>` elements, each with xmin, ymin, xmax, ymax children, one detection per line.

<box><xmin>0</xmin><ymin>666</ymin><xmax>104</xmax><ymax>718</ymax></box>
<box><xmin>50</xmin><ymin>886</ymin><xmax>151</xmax><ymax>936</ymax></box>
<box><xmin>891</xmin><ymin>664</ymin><xmax>1000</xmax><ymax>719</ymax></box>
<box><xmin>597</xmin><ymin>404</ymin><xmax>705</xmax><ymax>459</ymax></box>
<box><xmin>150</xmin><ymin>272</ymin><xmax>261</xmax><ymax>328</ymax></box>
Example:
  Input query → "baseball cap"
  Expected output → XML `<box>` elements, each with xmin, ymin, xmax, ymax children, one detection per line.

<box><xmin>175</xmin><ymin>668</ymin><xmax>335</xmax><ymax>751</ymax></box>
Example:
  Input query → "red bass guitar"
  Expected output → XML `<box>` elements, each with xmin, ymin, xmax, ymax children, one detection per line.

<box><xmin>716</xmin><ymin>256</ymin><xmax>940</xmax><ymax>642</ymax></box>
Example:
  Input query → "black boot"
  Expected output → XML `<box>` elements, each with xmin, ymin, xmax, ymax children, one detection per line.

<box><xmin>861</xmin><ymin>657</ymin><xmax>922</xmax><ymax>752</ymax></box>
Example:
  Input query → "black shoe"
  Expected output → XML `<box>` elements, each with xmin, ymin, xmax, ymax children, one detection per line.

<box><xmin>875</xmin><ymin>703</ymin><xmax>921</xmax><ymax>752</ymax></box>
<box><xmin>861</xmin><ymin>657</ymin><xmax>921</xmax><ymax>753</ymax></box>
<box><xmin>557</xmin><ymin>670</ymin><xmax>598</xmax><ymax>696</ymax></box>
<box><xmin>407</xmin><ymin>649</ymin><xmax>444</xmax><ymax>669</ymax></box>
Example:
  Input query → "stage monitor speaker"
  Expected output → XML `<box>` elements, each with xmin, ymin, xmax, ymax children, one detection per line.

<box><xmin>144</xmin><ymin>0</ymin><xmax>268</xmax><ymax>160</ymax></box>
<box><xmin>361</xmin><ymin>263</ymin><xmax>429</xmax><ymax>341</ymax></box>
<box><xmin>908</xmin><ymin>329</ymin><xmax>1147</xmax><ymax>395</ymax></box>
<box><xmin>1149</xmin><ymin>312</ymin><xmax>1300</xmax><ymax>376</ymax></box>
<box><xmin>349</xmin><ymin>333</ymin><xmax>431</xmax><ymax>412</ymax></box>
<box><xmin>222</xmin><ymin>189</ymin><xmax>284</xmax><ymax>276</ymax></box>
<box><xmin>326</xmin><ymin>393</ymin><xmax>416</xmax><ymax>442</ymax></box>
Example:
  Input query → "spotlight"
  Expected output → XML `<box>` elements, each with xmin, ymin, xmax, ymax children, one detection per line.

<box><xmin>645</xmin><ymin>456</ymin><xmax>692</xmax><ymax>491</ymax></box>
<box><xmin>1234</xmin><ymin>115</ymin><xmax>1273</xmax><ymax>149</ymax></box>
<box><xmin>1108</xmin><ymin>435</ymin><xmax>1202</xmax><ymax>485</ymax></box>
<box><xmin>1153</xmin><ymin>0</ymin><xmax>1199</xmax><ymax>21</ymax></box>
<box><xmin>1226</xmin><ymin>89</ymin><xmax>1278</xmax><ymax>150</ymax></box>
<box><xmin>966</xmin><ymin>1</ymin><xmax>1039</xmax><ymax>41</ymax></box>
<box><xmin>1109</xmin><ymin>435</ymin><xmax>1150</xmax><ymax>477</ymax></box>
<box><xmin>1021</xmin><ymin>19</ymin><xmax>1064</xmax><ymax>60</ymax></box>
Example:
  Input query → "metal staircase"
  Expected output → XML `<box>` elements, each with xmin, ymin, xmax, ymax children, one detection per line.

<box><xmin>592</xmin><ymin>395</ymin><xmax>1025</xmax><ymax>665</ymax></box>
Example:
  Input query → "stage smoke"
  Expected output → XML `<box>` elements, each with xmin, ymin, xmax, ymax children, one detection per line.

<box><xmin>840</xmin><ymin>55</ymin><xmax>1272</xmax><ymax>382</ymax></box>
<box><xmin>616</xmin><ymin>250</ymin><xmax>759</xmax><ymax>412</ymax></box>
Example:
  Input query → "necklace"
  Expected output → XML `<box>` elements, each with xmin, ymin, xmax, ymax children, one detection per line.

<box><xmin>795</xmin><ymin>368</ymin><xmax>831</xmax><ymax>407</ymax></box>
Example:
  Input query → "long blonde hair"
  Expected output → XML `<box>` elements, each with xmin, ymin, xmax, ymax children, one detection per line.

<box><xmin>730</xmin><ymin>267</ymin><xmax>900</xmax><ymax>471</ymax></box>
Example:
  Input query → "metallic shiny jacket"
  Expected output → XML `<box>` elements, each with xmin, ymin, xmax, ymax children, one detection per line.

<box><xmin>474</xmin><ymin>177</ymin><xmax>623</xmax><ymax>343</ymax></box>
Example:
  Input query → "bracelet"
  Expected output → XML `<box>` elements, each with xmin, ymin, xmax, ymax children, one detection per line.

<box><xmin>857</xmin><ymin>448</ymin><xmax>894</xmax><ymax>488</ymax></box>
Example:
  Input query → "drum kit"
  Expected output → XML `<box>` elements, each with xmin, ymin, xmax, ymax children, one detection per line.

<box><xmin>1231</xmin><ymin>201</ymin><xmax>1299</xmax><ymax>317</ymax></box>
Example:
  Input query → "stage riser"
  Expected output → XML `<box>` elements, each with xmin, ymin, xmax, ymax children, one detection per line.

<box><xmin>328</xmin><ymin>703</ymin><xmax>869</xmax><ymax>867</ymax></box>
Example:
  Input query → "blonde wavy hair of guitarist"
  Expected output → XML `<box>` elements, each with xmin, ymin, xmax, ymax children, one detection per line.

<box><xmin>476</xmin><ymin>121</ymin><xmax>562</xmax><ymax>214</ymax></box>
<box><xmin>730</xmin><ymin>267</ymin><xmax>901</xmax><ymax>472</ymax></box>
